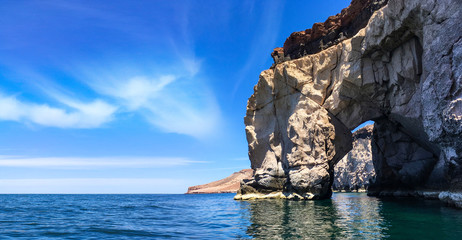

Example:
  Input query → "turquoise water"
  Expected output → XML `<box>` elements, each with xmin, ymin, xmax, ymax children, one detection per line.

<box><xmin>0</xmin><ymin>193</ymin><xmax>461</xmax><ymax>239</ymax></box>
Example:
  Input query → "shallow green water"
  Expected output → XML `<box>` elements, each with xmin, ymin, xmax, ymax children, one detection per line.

<box><xmin>246</xmin><ymin>193</ymin><xmax>462</xmax><ymax>239</ymax></box>
<box><xmin>0</xmin><ymin>193</ymin><xmax>461</xmax><ymax>239</ymax></box>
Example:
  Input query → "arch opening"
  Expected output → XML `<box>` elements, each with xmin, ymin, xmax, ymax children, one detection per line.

<box><xmin>332</xmin><ymin>120</ymin><xmax>376</xmax><ymax>192</ymax></box>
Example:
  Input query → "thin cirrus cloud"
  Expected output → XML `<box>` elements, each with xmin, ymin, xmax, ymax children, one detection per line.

<box><xmin>99</xmin><ymin>75</ymin><xmax>176</xmax><ymax>111</ymax></box>
<box><xmin>77</xmin><ymin>62</ymin><xmax>221</xmax><ymax>139</ymax></box>
<box><xmin>0</xmin><ymin>63</ymin><xmax>221</xmax><ymax>139</ymax></box>
<box><xmin>0</xmin><ymin>0</ymin><xmax>222</xmax><ymax>139</ymax></box>
<box><xmin>0</xmin><ymin>58</ymin><xmax>221</xmax><ymax>139</ymax></box>
<box><xmin>0</xmin><ymin>155</ymin><xmax>207</xmax><ymax>169</ymax></box>
<box><xmin>0</xmin><ymin>92</ymin><xmax>117</xmax><ymax>128</ymax></box>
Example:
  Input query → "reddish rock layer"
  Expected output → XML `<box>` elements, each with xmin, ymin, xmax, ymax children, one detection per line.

<box><xmin>272</xmin><ymin>0</ymin><xmax>388</xmax><ymax>63</ymax></box>
<box><xmin>186</xmin><ymin>169</ymin><xmax>254</xmax><ymax>194</ymax></box>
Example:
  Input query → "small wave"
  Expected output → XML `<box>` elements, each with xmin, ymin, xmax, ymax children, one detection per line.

<box><xmin>120</xmin><ymin>205</ymin><xmax>137</xmax><ymax>209</ymax></box>
<box><xmin>88</xmin><ymin>227</ymin><xmax>172</xmax><ymax>238</ymax></box>
<box><xmin>147</xmin><ymin>204</ymin><xmax>167</xmax><ymax>209</ymax></box>
<box><xmin>42</xmin><ymin>231</ymin><xmax>74</xmax><ymax>237</ymax></box>
<box><xmin>23</xmin><ymin>222</ymin><xmax>39</xmax><ymax>226</ymax></box>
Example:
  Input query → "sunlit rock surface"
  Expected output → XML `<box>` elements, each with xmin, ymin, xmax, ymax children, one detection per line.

<box><xmin>237</xmin><ymin>0</ymin><xmax>462</xmax><ymax>207</ymax></box>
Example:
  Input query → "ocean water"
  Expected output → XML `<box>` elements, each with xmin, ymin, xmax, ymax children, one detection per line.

<box><xmin>0</xmin><ymin>193</ymin><xmax>461</xmax><ymax>239</ymax></box>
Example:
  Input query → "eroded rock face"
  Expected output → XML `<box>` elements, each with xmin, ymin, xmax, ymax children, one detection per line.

<box><xmin>236</xmin><ymin>0</ymin><xmax>462</xmax><ymax>205</ymax></box>
<box><xmin>333</xmin><ymin>125</ymin><xmax>375</xmax><ymax>192</ymax></box>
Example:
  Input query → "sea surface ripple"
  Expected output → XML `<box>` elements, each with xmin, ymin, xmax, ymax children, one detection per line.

<box><xmin>0</xmin><ymin>193</ymin><xmax>461</xmax><ymax>239</ymax></box>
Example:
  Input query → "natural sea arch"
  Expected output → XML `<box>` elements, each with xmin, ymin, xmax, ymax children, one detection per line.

<box><xmin>236</xmin><ymin>1</ymin><xmax>462</xmax><ymax>201</ymax></box>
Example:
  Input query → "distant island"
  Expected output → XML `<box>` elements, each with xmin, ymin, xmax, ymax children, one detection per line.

<box><xmin>186</xmin><ymin>169</ymin><xmax>253</xmax><ymax>194</ymax></box>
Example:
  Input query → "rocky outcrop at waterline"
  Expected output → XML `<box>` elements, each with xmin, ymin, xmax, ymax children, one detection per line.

<box><xmin>236</xmin><ymin>0</ymin><xmax>462</xmax><ymax>208</ymax></box>
<box><xmin>333</xmin><ymin>125</ymin><xmax>375</xmax><ymax>192</ymax></box>
<box><xmin>192</xmin><ymin>125</ymin><xmax>375</xmax><ymax>194</ymax></box>
<box><xmin>186</xmin><ymin>169</ymin><xmax>253</xmax><ymax>194</ymax></box>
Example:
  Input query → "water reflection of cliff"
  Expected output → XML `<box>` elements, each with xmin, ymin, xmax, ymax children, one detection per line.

<box><xmin>243</xmin><ymin>193</ymin><xmax>386</xmax><ymax>239</ymax></box>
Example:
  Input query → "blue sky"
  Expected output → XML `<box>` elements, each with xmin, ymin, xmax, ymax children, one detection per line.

<box><xmin>0</xmin><ymin>0</ymin><xmax>355</xmax><ymax>193</ymax></box>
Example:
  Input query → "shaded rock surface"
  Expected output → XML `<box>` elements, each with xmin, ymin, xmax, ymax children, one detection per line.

<box><xmin>237</xmin><ymin>0</ymin><xmax>462</xmax><ymax>207</ymax></box>
<box><xmin>333</xmin><ymin>125</ymin><xmax>375</xmax><ymax>191</ymax></box>
<box><xmin>186</xmin><ymin>169</ymin><xmax>253</xmax><ymax>194</ymax></box>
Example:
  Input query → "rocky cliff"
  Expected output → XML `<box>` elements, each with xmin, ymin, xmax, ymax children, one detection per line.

<box><xmin>187</xmin><ymin>169</ymin><xmax>253</xmax><ymax>194</ymax></box>
<box><xmin>272</xmin><ymin>0</ymin><xmax>388</xmax><ymax>63</ymax></box>
<box><xmin>333</xmin><ymin>125</ymin><xmax>375</xmax><ymax>191</ymax></box>
<box><xmin>236</xmin><ymin>0</ymin><xmax>462</xmax><ymax>207</ymax></box>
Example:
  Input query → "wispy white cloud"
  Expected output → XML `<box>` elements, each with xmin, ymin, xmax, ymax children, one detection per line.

<box><xmin>142</xmin><ymin>84</ymin><xmax>221</xmax><ymax>139</ymax></box>
<box><xmin>0</xmin><ymin>178</ymin><xmax>188</xmax><ymax>194</ymax></box>
<box><xmin>0</xmin><ymin>93</ymin><xmax>116</xmax><ymax>128</ymax></box>
<box><xmin>180</xmin><ymin>57</ymin><xmax>202</xmax><ymax>77</ymax></box>
<box><xmin>90</xmin><ymin>75</ymin><xmax>176</xmax><ymax>110</ymax></box>
<box><xmin>78</xmin><ymin>65</ymin><xmax>221</xmax><ymax>139</ymax></box>
<box><xmin>0</xmin><ymin>1</ymin><xmax>222</xmax><ymax>139</ymax></box>
<box><xmin>0</xmin><ymin>156</ymin><xmax>206</xmax><ymax>169</ymax></box>
<box><xmin>0</xmin><ymin>57</ymin><xmax>221</xmax><ymax>138</ymax></box>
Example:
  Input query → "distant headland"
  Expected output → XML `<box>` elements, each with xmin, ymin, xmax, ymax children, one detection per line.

<box><xmin>186</xmin><ymin>169</ymin><xmax>253</xmax><ymax>194</ymax></box>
